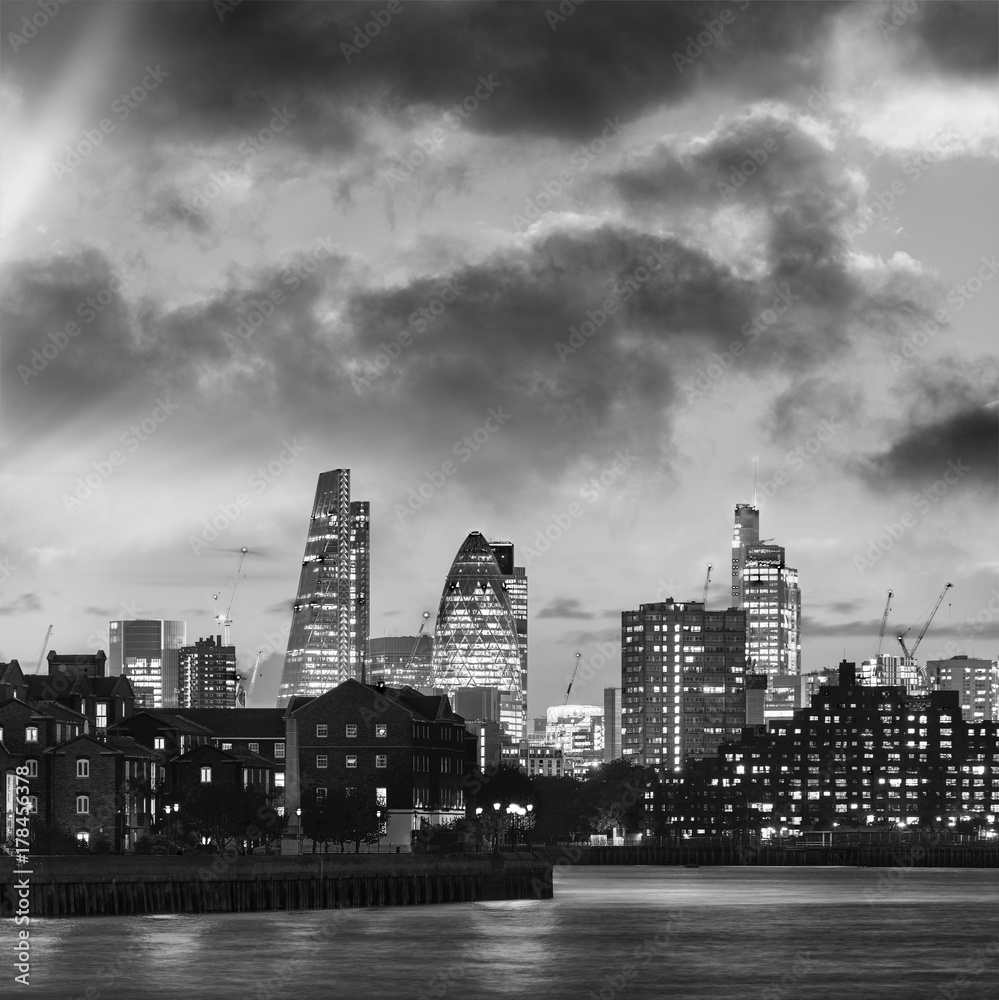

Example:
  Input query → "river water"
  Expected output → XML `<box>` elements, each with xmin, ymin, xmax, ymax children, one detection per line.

<box><xmin>8</xmin><ymin>867</ymin><xmax>999</xmax><ymax>1000</ymax></box>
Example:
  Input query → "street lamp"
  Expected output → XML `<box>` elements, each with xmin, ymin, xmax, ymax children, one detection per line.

<box><xmin>295</xmin><ymin>807</ymin><xmax>302</xmax><ymax>855</ymax></box>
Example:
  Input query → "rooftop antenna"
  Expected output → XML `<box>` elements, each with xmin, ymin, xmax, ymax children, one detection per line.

<box><xmin>753</xmin><ymin>458</ymin><xmax>758</xmax><ymax>507</ymax></box>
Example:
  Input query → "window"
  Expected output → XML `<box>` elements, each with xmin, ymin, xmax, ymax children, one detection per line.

<box><xmin>77</xmin><ymin>759</ymin><xmax>90</xmax><ymax>778</ymax></box>
<box><xmin>248</xmin><ymin>742</ymin><xmax>259</xmax><ymax>753</ymax></box>
<box><xmin>26</xmin><ymin>759</ymin><xmax>38</xmax><ymax>778</ymax></box>
<box><xmin>275</xmin><ymin>772</ymin><xmax>285</xmax><ymax>788</ymax></box>
<box><xmin>222</xmin><ymin>742</ymin><xmax>233</xmax><ymax>750</ymax></box>
<box><xmin>96</xmin><ymin>702</ymin><xmax>107</xmax><ymax>728</ymax></box>
<box><xmin>375</xmin><ymin>755</ymin><xmax>387</xmax><ymax>769</ymax></box>
<box><xmin>316</xmin><ymin>755</ymin><xmax>328</xmax><ymax>769</ymax></box>
<box><xmin>316</xmin><ymin>787</ymin><xmax>327</xmax><ymax>800</ymax></box>
<box><xmin>154</xmin><ymin>737</ymin><xmax>166</xmax><ymax>750</ymax></box>
<box><xmin>25</xmin><ymin>727</ymin><xmax>38</xmax><ymax>743</ymax></box>
<box><xmin>275</xmin><ymin>743</ymin><xmax>285</xmax><ymax>759</ymax></box>
<box><xmin>346</xmin><ymin>755</ymin><xmax>357</xmax><ymax>768</ymax></box>
<box><xmin>375</xmin><ymin>724</ymin><xmax>387</xmax><ymax>738</ymax></box>
<box><xmin>316</xmin><ymin>724</ymin><xmax>328</xmax><ymax>738</ymax></box>
<box><xmin>76</xmin><ymin>795</ymin><xmax>89</xmax><ymax>814</ymax></box>
<box><xmin>200</xmin><ymin>766</ymin><xmax>212</xmax><ymax>783</ymax></box>
<box><xmin>27</xmin><ymin>796</ymin><xmax>38</xmax><ymax>814</ymax></box>
<box><xmin>346</xmin><ymin>724</ymin><xmax>357</xmax><ymax>738</ymax></box>
<box><xmin>0</xmin><ymin>726</ymin><xmax>4</xmax><ymax>741</ymax></box>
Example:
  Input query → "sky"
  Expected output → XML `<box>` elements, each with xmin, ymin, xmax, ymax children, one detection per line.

<box><xmin>1</xmin><ymin>0</ymin><xmax>997</xmax><ymax>716</ymax></box>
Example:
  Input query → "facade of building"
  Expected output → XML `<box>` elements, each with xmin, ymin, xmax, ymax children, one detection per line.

<box><xmin>178</xmin><ymin>636</ymin><xmax>239</xmax><ymax>709</ymax></box>
<box><xmin>278</xmin><ymin>469</ymin><xmax>370</xmax><ymax>706</ymax></box>
<box><xmin>108</xmin><ymin>619</ymin><xmax>187</xmax><ymax>709</ymax></box>
<box><xmin>527</xmin><ymin>744</ymin><xmax>564</xmax><ymax>778</ymax></box>
<box><xmin>431</xmin><ymin>531</ymin><xmax>523</xmax><ymax>760</ymax></box>
<box><xmin>283</xmin><ymin>679</ymin><xmax>471</xmax><ymax>852</ymax></box>
<box><xmin>730</xmin><ymin>504</ymin><xmax>801</xmax><ymax>699</ymax></box>
<box><xmin>546</xmin><ymin>704</ymin><xmax>604</xmax><ymax>775</ymax></box>
<box><xmin>645</xmin><ymin>665</ymin><xmax>999</xmax><ymax>837</ymax></box>
<box><xmin>489</xmin><ymin>541</ymin><xmax>528</xmax><ymax>743</ymax></box>
<box><xmin>860</xmin><ymin>655</ymin><xmax>921</xmax><ymax>694</ymax></box>
<box><xmin>603</xmin><ymin>687</ymin><xmax>622</xmax><ymax>762</ymax></box>
<box><xmin>621</xmin><ymin>600</ymin><xmax>747</xmax><ymax>768</ymax></box>
<box><xmin>926</xmin><ymin>656</ymin><xmax>997</xmax><ymax>723</ymax></box>
<box><xmin>367</xmin><ymin>634</ymin><xmax>433</xmax><ymax>689</ymax></box>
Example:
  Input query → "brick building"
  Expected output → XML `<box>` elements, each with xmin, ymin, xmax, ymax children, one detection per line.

<box><xmin>283</xmin><ymin>679</ymin><xmax>472</xmax><ymax>853</ymax></box>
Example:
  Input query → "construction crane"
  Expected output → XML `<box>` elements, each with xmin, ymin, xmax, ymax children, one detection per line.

<box><xmin>236</xmin><ymin>648</ymin><xmax>263</xmax><ymax>708</ymax></box>
<box><xmin>213</xmin><ymin>547</ymin><xmax>248</xmax><ymax>645</ymax></box>
<box><xmin>408</xmin><ymin>612</ymin><xmax>431</xmax><ymax>681</ymax></box>
<box><xmin>897</xmin><ymin>582</ymin><xmax>953</xmax><ymax>661</ymax></box>
<box><xmin>701</xmin><ymin>564</ymin><xmax>712</xmax><ymax>605</ymax></box>
<box><xmin>554</xmin><ymin>652</ymin><xmax>582</xmax><ymax>750</ymax></box>
<box><xmin>875</xmin><ymin>589</ymin><xmax>894</xmax><ymax>661</ymax></box>
<box><xmin>35</xmin><ymin>624</ymin><xmax>53</xmax><ymax>672</ymax></box>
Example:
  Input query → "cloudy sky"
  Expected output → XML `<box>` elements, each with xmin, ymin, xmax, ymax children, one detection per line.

<box><xmin>1</xmin><ymin>0</ymin><xmax>997</xmax><ymax>715</ymax></box>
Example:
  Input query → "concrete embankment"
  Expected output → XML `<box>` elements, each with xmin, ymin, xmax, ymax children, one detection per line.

<box><xmin>0</xmin><ymin>852</ymin><xmax>553</xmax><ymax>918</ymax></box>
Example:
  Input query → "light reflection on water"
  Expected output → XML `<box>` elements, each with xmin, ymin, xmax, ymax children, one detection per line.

<box><xmin>12</xmin><ymin>867</ymin><xmax>999</xmax><ymax>1000</ymax></box>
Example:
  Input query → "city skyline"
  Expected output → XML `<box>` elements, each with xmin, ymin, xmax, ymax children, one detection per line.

<box><xmin>1</xmin><ymin>1</ymin><xmax>997</xmax><ymax>723</ymax></box>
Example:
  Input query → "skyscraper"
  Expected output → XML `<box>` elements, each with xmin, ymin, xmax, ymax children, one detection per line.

<box><xmin>108</xmin><ymin>619</ymin><xmax>186</xmax><ymax>709</ymax></box>
<box><xmin>431</xmin><ymin>531</ymin><xmax>523</xmax><ymax>759</ymax></box>
<box><xmin>178</xmin><ymin>635</ymin><xmax>239</xmax><ymax>709</ymax></box>
<box><xmin>277</xmin><ymin>469</ymin><xmax>370</xmax><ymax>707</ymax></box>
<box><xmin>730</xmin><ymin>503</ymin><xmax>801</xmax><ymax>691</ymax></box>
<box><xmin>488</xmin><ymin>540</ymin><xmax>528</xmax><ymax>734</ymax></box>
<box><xmin>621</xmin><ymin>599</ymin><xmax>746</xmax><ymax>768</ymax></box>
<box><xmin>367</xmin><ymin>634</ymin><xmax>434</xmax><ymax>689</ymax></box>
<box><xmin>603</xmin><ymin>686</ymin><xmax>622</xmax><ymax>763</ymax></box>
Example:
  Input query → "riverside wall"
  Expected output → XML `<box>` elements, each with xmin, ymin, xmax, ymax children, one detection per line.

<box><xmin>0</xmin><ymin>852</ymin><xmax>552</xmax><ymax>918</ymax></box>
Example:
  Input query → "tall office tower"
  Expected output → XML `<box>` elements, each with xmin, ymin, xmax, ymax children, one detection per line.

<box><xmin>730</xmin><ymin>503</ymin><xmax>801</xmax><ymax>705</ymax></box>
<box><xmin>489</xmin><ymin>540</ymin><xmax>528</xmax><ymax>738</ymax></box>
<box><xmin>432</xmin><ymin>531</ymin><xmax>523</xmax><ymax>760</ymax></box>
<box><xmin>178</xmin><ymin>635</ymin><xmax>239</xmax><ymax>709</ymax></box>
<box><xmin>108</xmin><ymin>619</ymin><xmax>187</xmax><ymax>709</ymax></box>
<box><xmin>603</xmin><ymin>686</ymin><xmax>622</xmax><ymax>762</ymax></box>
<box><xmin>277</xmin><ymin>469</ymin><xmax>370</xmax><ymax>707</ymax></box>
<box><xmin>621</xmin><ymin>600</ymin><xmax>746</xmax><ymax>768</ymax></box>
<box><xmin>367</xmin><ymin>635</ymin><xmax>434</xmax><ymax>689</ymax></box>
<box><xmin>926</xmin><ymin>655</ymin><xmax>997</xmax><ymax>722</ymax></box>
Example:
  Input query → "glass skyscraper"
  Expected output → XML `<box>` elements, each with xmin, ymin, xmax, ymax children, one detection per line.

<box><xmin>108</xmin><ymin>619</ymin><xmax>187</xmax><ymax>709</ymax></box>
<box><xmin>488</xmin><ymin>540</ymin><xmax>528</xmax><ymax>738</ymax></box>
<box><xmin>277</xmin><ymin>469</ymin><xmax>370</xmax><ymax>706</ymax></box>
<box><xmin>432</xmin><ymin>531</ymin><xmax>524</xmax><ymax>758</ymax></box>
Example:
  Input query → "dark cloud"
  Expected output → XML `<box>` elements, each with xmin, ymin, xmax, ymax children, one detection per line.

<box><xmin>800</xmin><ymin>615</ymin><xmax>880</xmax><ymax>638</ymax></box>
<box><xmin>82</xmin><ymin>605</ymin><xmax>114</xmax><ymax>616</ymax></box>
<box><xmin>905</xmin><ymin>1</ymin><xmax>999</xmax><ymax>77</ymax></box>
<box><xmin>826</xmin><ymin>599</ymin><xmax>862</xmax><ymax>616</ymax></box>
<box><xmin>1</xmin><ymin>1</ymin><xmax>842</xmax><ymax>146</ymax></box>
<box><xmin>537</xmin><ymin>597</ymin><xmax>593</xmax><ymax>620</ymax></box>
<box><xmin>0</xmin><ymin>593</ymin><xmax>42</xmax><ymax>615</ymax></box>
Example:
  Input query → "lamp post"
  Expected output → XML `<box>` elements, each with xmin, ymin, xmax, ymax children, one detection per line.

<box><xmin>163</xmin><ymin>804</ymin><xmax>171</xmax><ymax>839</ymax></box>
<box><xmin>295</xmin><ymin>807</ymin><xmax>302</xmax><ymax>855</ymax></box>
<box><xmin>475</xmin><ymin>807</ymin><xmax>484</xmax><ymax>852</ymax></box>
<box><xmin>172</xmin><ymin>802</ymin><xmax>180</xmax><ymax>850</ymax></box>
<box><xmin>492</xmin><ymin>801</ymin><xmax>502</xmax><ymax>854</ymax></box>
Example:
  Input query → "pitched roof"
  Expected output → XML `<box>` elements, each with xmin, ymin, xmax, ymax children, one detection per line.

<box><xmin>171</xmin><ymin>708</ymin><xmax>286</xmax><ymax>739</ymax></box>
<box><xmin>31</xmin><ymin>701</ymin><xmax>89</xmax><ymax>725</ymax></box>
<box><xmin>111</xmin><ymin>710</ymin><xmax>215</xmax><ymax>737</ymax></box>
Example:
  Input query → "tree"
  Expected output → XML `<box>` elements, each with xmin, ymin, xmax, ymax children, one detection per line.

<box><xmin>181</xmin><ymin>782</ymin><xmax>267</xmax><ymax>853</ymax></box>
<box><xmin>300</xmin><ymin>788</ymin><xmax>342</xmax><ymax>852</ymax></box>
<box><xmin>342</xmin><ymin>784</ymin><xmax>383</xmax><ymax>853</ymax></box>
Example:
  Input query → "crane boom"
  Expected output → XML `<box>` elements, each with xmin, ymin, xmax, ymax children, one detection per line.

<box><xmin>701</xmin><ymin>564</ymin><xmax>712</xmax><ymax>605</ymax></box>
<box><xmin>555</xmin><ymin>652</ymin><xmax>582</xmax><ymax>749</ymax></box>
<box><xmin>875</xmin><ymin>590</ymin><xmax>893</xmax><ymax>660</ymax></box>
<box><xmin>35</xmin><ymin>624</ymin><xmax>53</xmax><ymax>672</ymax></box>
<box><xmin>214</xmin><ymin>547</ymin><xmax>248</xmax><ymax>645</ymax></box>
<box><xmin>897</xmin><ymin>582</ymin><xmax>953</xmax><ymax>659</ymax></box>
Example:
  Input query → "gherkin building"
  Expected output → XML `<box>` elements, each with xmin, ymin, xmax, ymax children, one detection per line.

<box><xmin>432</xmin><ymin>531</ymin><xmax>524</xmax><ymax>755</ymax></box>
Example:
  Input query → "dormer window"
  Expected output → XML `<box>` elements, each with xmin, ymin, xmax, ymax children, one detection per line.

<box><xmin>25</xmin><ymin>726</ymin><xmax>38</xmax><ymax>743</ymax></box>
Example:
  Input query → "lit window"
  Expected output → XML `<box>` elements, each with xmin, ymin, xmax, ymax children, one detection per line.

<box><xmin>275</xmin><ymin>743</ymin><xmax>285</xmax><ymax>759</ymax></box>
<box><xmin>25</xmin><ymin>727</ymin><xmax>38</xmax><ymax>743</ymax></box>
<box><xmin>76</xmin><ymin>795</ymin><xmax>89</xmax><ymax>814</ymax></box>
<box><xmin>77</xmin><ymin>759</ymin><xmax>89</xmax><ymax>778</ymax></box>
<box><xmin>27</xmin><ymin>796</ymin><xmax>38</xmax><ymax>814</ymax></box>
<box><xmin>316</xmin><ymin>724</ymin><xmax>328</xmax><ymax>738</ymax></box>
<box><xmin>346</xmin><ymin>755</ymin><xmax>358</xmax><ymax>769</ymax></box>
<box><xmin>317</xmin><ymin>755</ymin><xmax>328</xmax><ymax>769</ymax></box>
<box><xmin>376</xmin><ymin>755</ymin><xmax>387</xmax><ymax>768</ymax></box>
<box><xmin>248</xmin><ymin>743</ymin><xmax>259</xmax><ymax>753</ymax></box>
<box><xmin>346</xmin><ymin>724</ymin><xmax>357</xmax><ymax>738</ymax></box>
<box><xmin>154</xmin><ymin>737</ymin><xmax>166</xmax><ymax>750</ymax></box>
<box><xmin>274</xmin><ymin>772</ymin><xmax>285</xmax><ymax>788</ymax></box>
<box><xmin>200</xmin><ymin>766</ymin><xmax>212</xmax><ymax>783</ymax></box>
<box><xmin>222</xmin><ymin>743</ymin><xmax>233</xmax><ymax>750</ymax></box>
<box><xmin>375</xmin><ymin>724</ymin><xmax>387</xmax><ymax>738</ymax></box>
